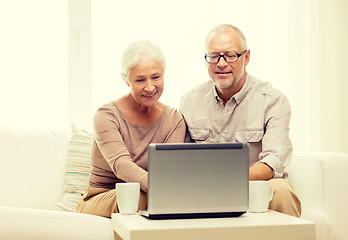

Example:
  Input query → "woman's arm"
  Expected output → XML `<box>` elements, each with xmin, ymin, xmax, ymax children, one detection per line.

<box><xmin>93</xmin><ymin>107</ymin><xmax>149</xmax><ymax>192</ymax></box>
<box><xmin>164</xmin><ymin>114</ymin><xmax>187</xmax><ymax>143</ymax></box>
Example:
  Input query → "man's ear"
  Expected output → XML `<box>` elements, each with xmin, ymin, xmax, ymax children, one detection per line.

<box><xmin>121</xmin><ymin>73</ymin><xmax>130</xmax><ymax>87</ymax></box>
<box><xmin>244</xmin><ymin>49</ymin><xmax>250</xmax><ymax>66</ymax></box>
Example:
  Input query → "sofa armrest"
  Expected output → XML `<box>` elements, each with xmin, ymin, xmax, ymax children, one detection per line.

<box><xmin>287</xmin><ymin>152</ymin><xmax>348</xmax><ymax>240</ymax></box>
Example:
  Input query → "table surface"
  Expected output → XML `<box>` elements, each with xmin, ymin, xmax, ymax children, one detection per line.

<box><xmin>112</xmin><ymin>211</ymin><xmax>315</xmax><ymax>240</ymax></box>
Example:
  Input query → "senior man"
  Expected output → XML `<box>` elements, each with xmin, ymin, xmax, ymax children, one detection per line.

<box><xmin>179</xmin><ymin>24</ymin><xmax>301</xmax><ymax>217</ymax></box>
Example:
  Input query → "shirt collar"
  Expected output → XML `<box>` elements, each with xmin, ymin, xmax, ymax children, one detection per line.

<box><xmin>213</xmin><ymin>73</ymin><xmax>251</xmax><ymax>105</ymax></box>
<box><xmin>233</xmin><ymin>74</ymin><xmax>251</xmax><ymax>105</ymax></box>
<box><xmin>213</xmin><ymin>86</ymin><xmax>220</xmax><ymax>103</ymax></box>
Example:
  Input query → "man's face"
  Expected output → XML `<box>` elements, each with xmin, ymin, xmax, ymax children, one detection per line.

<box><xmin>206</xmin><ymin>30</ymin><xmax>249</xmax><ymax>91</ymax></box>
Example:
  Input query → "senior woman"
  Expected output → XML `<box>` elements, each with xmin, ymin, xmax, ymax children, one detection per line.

<box><xmin>77</xmin><ymin>41</ymin><xmax>186</xmax><ymax>218</ymax></box>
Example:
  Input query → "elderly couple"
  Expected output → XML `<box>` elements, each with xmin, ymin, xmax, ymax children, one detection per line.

<box><xmin>76</xmin><ymin>24</ymin><xmax>301</xmax><ymax>218</ymax></box>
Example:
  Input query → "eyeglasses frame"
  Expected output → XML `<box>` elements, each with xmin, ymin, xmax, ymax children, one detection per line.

<box><xmin>204</xmin><ymin>50</ymin><xmax>247</xmax><ymax>63</ymax></box>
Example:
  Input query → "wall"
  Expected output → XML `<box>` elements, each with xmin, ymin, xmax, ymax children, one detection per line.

<box><xmin>0</xmin><ymin>0</ymin><xmax>68</xmax><ymax>128</ymax></box>
<box><xmin>0</xmin><ymin>0</ymin><xmax>347</xmax><ymax>154</ymax></box>
<box><xmin>307</xmin><ymin>0</ymin><xmax>348</xmax><ymax>153</ymax></box>
<box><xmin>89</xmin><ymin>0</ymin><xmax>348</xmax><ymax>154</ymax></box>
<box><xmin>69</xmin><ymin>0</ymin><xmax>92</xmax><ymax>130</ymax></box>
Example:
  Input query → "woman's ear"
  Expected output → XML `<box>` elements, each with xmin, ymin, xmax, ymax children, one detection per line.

<box><xmin>121</xmin><ymin>73</ymin><xmax>130</xmax><ymax>87</ymax></box>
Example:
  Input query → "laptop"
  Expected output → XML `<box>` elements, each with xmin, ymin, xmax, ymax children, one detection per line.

<box><xmin>140</xmin><ymin>142</ymin><xmax>249</xmax><ymax>219</ymax></box>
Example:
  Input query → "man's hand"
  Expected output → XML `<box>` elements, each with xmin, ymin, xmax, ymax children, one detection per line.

<box><xmin>249</xmin><ymin>162</ymin><xmax>273</xmax><ymax>181</ymax></box>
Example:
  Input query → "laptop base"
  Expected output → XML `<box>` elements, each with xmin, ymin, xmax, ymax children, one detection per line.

<box><xmin>140</xmin><ymin>211</ymin><xmax>246</xmax><ymax>220</ymax></box>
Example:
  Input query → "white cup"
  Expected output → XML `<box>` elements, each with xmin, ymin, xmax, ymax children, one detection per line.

<box><xmin>248</xmin><ymin>181</ymin><xmax>273</xmax><ymax>213</ymax></box>
<box><xmin>116</xmin><ymin>182</ymin><xmax>140</xmax><ymax>215</ymax></box>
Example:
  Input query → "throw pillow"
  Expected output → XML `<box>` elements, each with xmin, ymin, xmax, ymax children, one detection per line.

<box><xmin>53</xmin><ymin>124</ymin><xmax>93</xmax><ymax>212</ymax></box>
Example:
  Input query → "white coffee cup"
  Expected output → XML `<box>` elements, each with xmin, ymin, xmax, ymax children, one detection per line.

<box><xmin>115</xmin><ymin>182</ymin><xmax>140</xmax><ymax>215</ymax></box>
<box><xmin>248</xmin><ymin>181</ymin><xmax>273</xmax><ymax>213</ymax></box>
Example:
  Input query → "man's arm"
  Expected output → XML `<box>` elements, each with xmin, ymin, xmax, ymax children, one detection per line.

<box><xmin>249</xmin><ymin>162</ymin><xmax>273</xmax><ymax>180</ymax></box>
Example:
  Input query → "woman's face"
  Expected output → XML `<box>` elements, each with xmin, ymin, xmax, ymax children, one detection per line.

<box><xmin>126</xmin><ymin>55</ymin><xmax>164</xmax><ymax>109</ymax></box>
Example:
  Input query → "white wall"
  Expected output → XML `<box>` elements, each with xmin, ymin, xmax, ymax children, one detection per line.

<box><xmin>90</xmin><ymin>0</ymin><xmax>343</xmax><ymax>153</ymax></box>
<box><xmin>1</xmin><ymin>0</ymin><xmax>347</xmax><ymax>154</ymax></box>
<box><xmin>69</xmin><ymin>0</ymin><xmax>92</xmax><ymax>130</ymax></box>
<box><xmin>0</xmin><ymin>0</ymin><xmax>68</xmax><ymax>128</ymax></box>
<box><xmin>91</xmin><ymin>0</ymin><xmax>307</xmax><ymax>110</ymax></box>
<box><xmin>92</xmin><ymin>0</ymin><xmax>348</xmax><ymax>154</ymax></box>
<box><xmin>307</xmin><ymin>0</ymin><xmax>348</xmax><ymax>153</ymax></box>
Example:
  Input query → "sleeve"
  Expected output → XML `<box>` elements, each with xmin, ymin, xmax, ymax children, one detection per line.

<box><xmin>259</xmin><ymin>96</ymin><xmax>293</xmax><ymax>178</ymax></box>
<box><xmin>163</xmin><ymin>110</ymin><xmax>186</xmax><ymax>143</ymax></box>
<box><xmin>93</xmin><ymin>107</ymin><xmax>148</xmax><ymax>192</ymax></box>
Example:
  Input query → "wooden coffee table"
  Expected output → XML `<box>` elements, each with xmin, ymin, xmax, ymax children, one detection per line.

<box><xmin>112</xmin><ymin>210</ymin><xmax>315</xmax><ymax>240</ymax></box>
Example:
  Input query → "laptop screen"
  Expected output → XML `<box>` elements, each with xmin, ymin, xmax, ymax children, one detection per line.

<box><xmin>146</xmin><ymin>143</ymin><xmax>249</xmax><ymax>217</ymax></box>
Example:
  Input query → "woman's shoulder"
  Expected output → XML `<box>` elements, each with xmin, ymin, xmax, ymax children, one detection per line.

<box><xmin>161</xmin><ymin>103</ymin><xmax>184</xmax><ymax>121</ymax></box>
<box><xmin>93</xmin><ymin>100</ymin><xmax>123</xmax><ymax>126</ymax></box>
<box><xmin>95</xmin><ymin>100</ymin><xmax>118</xmax><ymax>115</ymax></box>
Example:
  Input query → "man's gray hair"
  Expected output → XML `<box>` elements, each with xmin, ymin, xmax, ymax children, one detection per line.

<box><xmin>205</xmin><ymin>24</ymin><xmax>247</xmax><ymax>51</ymax></box>
<box><xmin>121</xmin><ymin>40</ymin><xmax>166</xmax><ymax>80</ymax></box>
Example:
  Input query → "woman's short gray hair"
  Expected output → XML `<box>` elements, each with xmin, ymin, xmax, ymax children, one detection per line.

<box><xmin>121</xmin><ymin>40</ymin><xmax>166</xmax><ymax>80</ymax></box>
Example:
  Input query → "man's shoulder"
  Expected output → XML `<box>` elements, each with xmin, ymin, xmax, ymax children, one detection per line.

<box><xmin>181</xmin><ymin>81</ymin><xmax>213</xmax><ymax>101</ymax></box>
<box><xmin>249</xmin><ymin>75</ymin><xmax>288</xmax><ymax>99</ymax></box>
<box><xmin>179</xmin><ymin>81</ymin><xmax>214</xmax><ymax>114</ymax></box>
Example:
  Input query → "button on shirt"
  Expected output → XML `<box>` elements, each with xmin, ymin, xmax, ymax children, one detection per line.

<box><xmin>179</xmin><ymin>74</ymin><xmax>293</xmax><ymax>178</ymax></box>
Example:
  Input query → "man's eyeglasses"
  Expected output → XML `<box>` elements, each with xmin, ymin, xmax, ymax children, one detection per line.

<box><xmin>205</xmin><ymin>50</ymin><xmax>247</xmax><ymax>63</ymax></box>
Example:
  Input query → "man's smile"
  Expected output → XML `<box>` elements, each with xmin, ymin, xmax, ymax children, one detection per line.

<box><xmin>216</xmin><ymin>71</ymin><xmax>232</xmax><ymax>76</ymax></box>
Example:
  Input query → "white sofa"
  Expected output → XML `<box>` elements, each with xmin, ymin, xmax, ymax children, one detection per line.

<box><xmin>287</xmin><ymin>152</ymin><xmax>348</xmax><ymax>240</ymax></box>
<box><xmin>0</xmin><ymin>125</ymin><xmax>347</xmax><ymax>240</ymax></box>
<box><xmin>0</xmin><ymin>125</ymin><xmax>113</xmax><ymax>240</ymax></box>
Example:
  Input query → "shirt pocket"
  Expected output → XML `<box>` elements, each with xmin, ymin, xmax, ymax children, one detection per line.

<box><xmin>188</xmin><ymin>128</ymin><xmax>210</xmax><ymax>141</ymax></box>
<box><xmin>235</xmin><ymin>130</ymin><xmax>264</xmax><ymax>143</ymax></box>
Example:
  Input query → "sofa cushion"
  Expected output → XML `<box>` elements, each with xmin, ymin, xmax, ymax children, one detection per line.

<box><xmin>0</xmin><ymin>206</ymin><xmax>113</xmax><ymax>240</ymax></box>
<box><xmin>54</xmin><ymin>124</ymin><xmax>93</xmax><ymax>212</ymax></box>
<box><xmin>0</xmin><ymin>125</ymin><xmax>70</xmax><ymax>209</ymax></box>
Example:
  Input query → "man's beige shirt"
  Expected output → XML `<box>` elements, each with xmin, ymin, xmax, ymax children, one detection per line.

<box><xmin>179</xmin><ymin>74</ymin><xmax>293</xmax><ymax>178</ymax></box>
